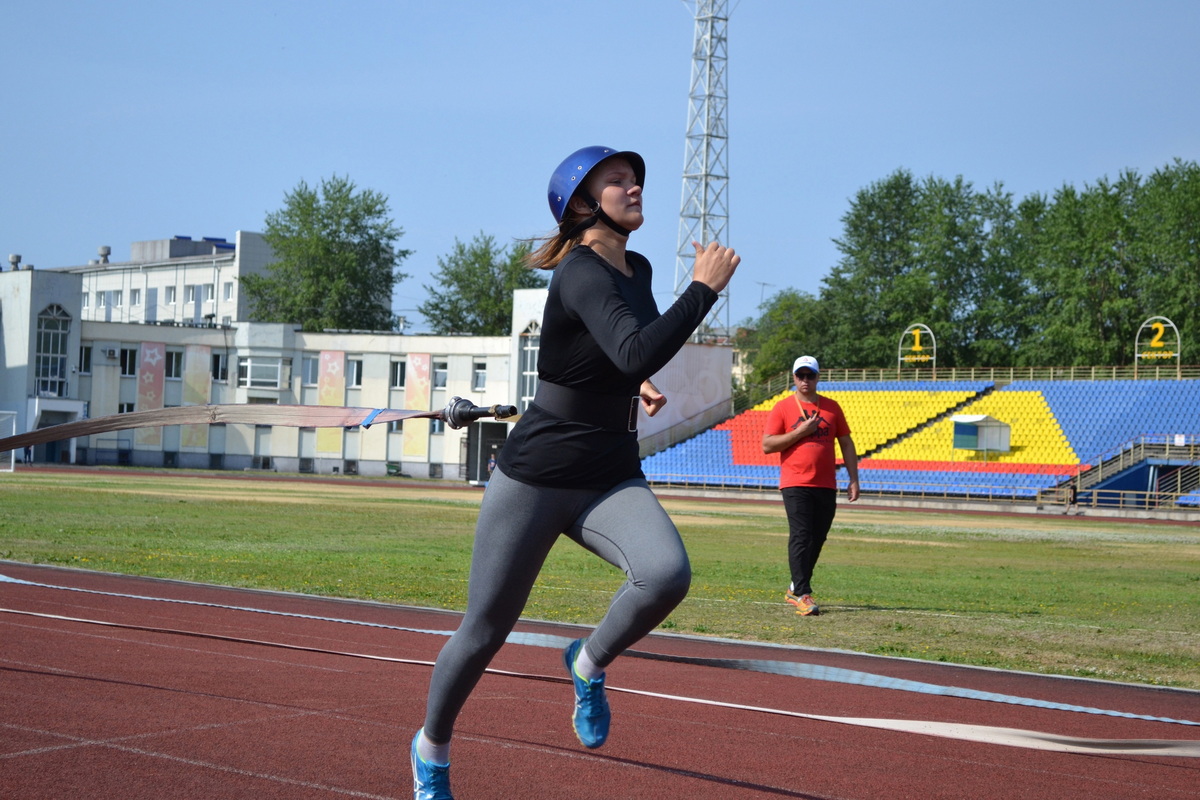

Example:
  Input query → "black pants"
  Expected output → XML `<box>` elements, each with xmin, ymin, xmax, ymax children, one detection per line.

<box><xmin>781</xmin><ymin>486</ymin><xmax>838</xmax><ymax>596</ymax></box>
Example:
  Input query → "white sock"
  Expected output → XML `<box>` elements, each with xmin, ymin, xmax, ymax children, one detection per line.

<box><xmin>417</xmin><ymin>730</ymin><xmax>450</xmax><ymax>766</ymax></box>
<box><xmin>573</xmin><ymin>641</ymin><xmax>604</xmax><ymax>682</ymax></box>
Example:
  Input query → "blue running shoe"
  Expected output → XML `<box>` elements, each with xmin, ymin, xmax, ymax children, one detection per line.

<box><xmin>411</xmin><ymin>729</ymin><xmax>453</xmax><ymax>800</ymax></box>
<box><xmin>562</xmin><ymin>638</ymin><xmax>610</xmax><ymax>749</ymax></box>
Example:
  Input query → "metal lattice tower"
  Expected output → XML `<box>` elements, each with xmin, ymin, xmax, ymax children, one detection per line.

<box><xmin>675</xmin><ymin>0</ymin><xmax>730</xmax><ymax>338</ymax></box>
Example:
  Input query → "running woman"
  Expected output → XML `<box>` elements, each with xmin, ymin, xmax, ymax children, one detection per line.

<box><xmin>410</xmin><ymin>145</ymin><xmax>739</xmax><ymax>799</ymax></box>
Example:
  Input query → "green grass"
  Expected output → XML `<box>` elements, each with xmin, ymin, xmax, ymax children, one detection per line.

<box><xmin>2</xmin><ymin>470</ymin><xmax>1198</xmax><ymax>689</ymax></box>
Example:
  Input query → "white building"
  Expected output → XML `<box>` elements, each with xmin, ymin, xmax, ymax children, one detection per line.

<box><xmin>72</xmin><ymin>232</ymin><xmax>272</xmax><ymax>328</ymax></box>
<box><xmin>2</xmin><ymin>235</ymin><xmax>732</xmax><ymax>480</ymax></box>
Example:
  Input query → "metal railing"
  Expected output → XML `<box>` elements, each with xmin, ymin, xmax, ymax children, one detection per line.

<box><xmin>1042</xmin><ymin>485</ymin><xmax>1199</xmax><ymax>511</ymax></box>
<box><xmin>1162</xmin><ymin>464</ymin><xmax>1200</xmax><ymax>497</ymax></box>
<box><xmin>1074</xmin><ymin>435</ymin><xmax>1200</xmax><ymax>488</ymax></box>
<box><xmin>646</xmin><ymin>473</ymin><xmax>1200</xmax><ymax>511</ymax></box>
<box><xmin>814</xmin><ymin>364</ymin><xmax>1200</xmax><ymax>384</ymax></box>
<box><xmin>734</xmin><ymin>364</ymin><xmax>1199</xmax><ymax>420</ymax></box>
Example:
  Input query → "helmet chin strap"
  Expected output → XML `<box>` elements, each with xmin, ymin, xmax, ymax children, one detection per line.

<box><xmin>562</xmin><ymin>189</ymin><xmax>632</xmax><ymax>238</ymax></box>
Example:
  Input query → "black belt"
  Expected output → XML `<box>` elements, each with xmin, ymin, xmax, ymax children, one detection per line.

<box><xmin>533</xmin><ymin>381</ymin><xmax>639</xmax><ymax>433</ymax></box>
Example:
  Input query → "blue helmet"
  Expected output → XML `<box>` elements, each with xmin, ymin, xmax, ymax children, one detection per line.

<box><xmin>547</xmin><ymin>146</ymin><xmax>646</xmax><ymax>224</ymax></box>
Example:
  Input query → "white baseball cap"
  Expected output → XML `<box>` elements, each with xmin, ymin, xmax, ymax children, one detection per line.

<box><xmin>792</xmin><ymin>355</ymin><xmax>820</xmax><ymax>374</ymax></box>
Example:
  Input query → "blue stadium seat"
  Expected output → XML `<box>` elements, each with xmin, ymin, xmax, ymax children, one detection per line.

<box><xmin>642</xmin><ymin>378</ymin><xmax>1197</xmax><ymax>500</ymax></box>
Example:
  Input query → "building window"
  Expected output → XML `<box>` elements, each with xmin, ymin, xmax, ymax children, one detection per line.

<box><xmin>82</xmin><ymin>292</ymin><xmax>90</xmax><ymax>309</ymax></box>
<box><xmin>223</xmin><ymin>281</ymin><xmax>234</xmax><ymax>301</ymax></box>
<box><xmin>130</xmin><ymin>288</ymin><xmax>141</xmax><ymax>306</ymax></box>
<box><xmin>301</xmin><ymin>356</ymin><xmax>320</xmax><ymax>385</ymax></box>
<box><xmin>348</xmin><ymin>359</ymin><xmax>364</xmax><ymax>387</ymax></box>
<box><xmin>118</xmin><ymin>402</ymin><xmax>136</xmax><ymax>414</ymax></box>
<box><xmin>430</xmin><ymin>418</ymin><xmax>445</xmax><ymax>435</ymax></box>
<box><xmin>120</xmin><ymin>348</ymin><xmax>139</xmax><ymax>377</ymax></box>
<box><xmin>390</xmin><ymin>360</ymin><xmax>406</xmax><ymax>388</ymax></box>
<box><xmin>96</xmin><ymin>291</ymin><xmax>106</xmax><ymax>308</ymax></box>
<box><xmin>35</xmin><ymin>305</ymin><xmax>71</xmax><ymax>397</ymax></box>
<box><xmin>211</xmin><ymin>352</ymin><xmax>228</xmax><ymax>382</ymax></box>
<box><xmin>166</xmin><ymin>351</ymin><xmax>183</xmax><ymax>379</ymax></box>
<box><xmin>237</xmin><ymin>357</ymin><xmax>282</xmax><ymax>388</ymax></box>
<box><xmin>473</xmin><ymin>361</ymin><xmax>486</xmax><ymax>391</ymax></box>
<box><xmin>184</xmin><ymin>285</ymin><xmax>196</xmax><ymax>303</ymax></box>
<box><xmin>519</xmin><ymin>322</ymin><xmax>540</xmax><ymax>412</ymax></box>
<box><xmin>203</xmin><ymin>283</ymin><xmax>215</xmax><ymax>302</ymax></box>
<box><xmin>433</xmin><ymin>360</ymin><xmax>448</xmax><ymax>389</ymax></box>
<box><xmin>79</xmin><ymin>344</ymin><xmax>92</xmax><ymax>375</ymax></box>
<box><xmin>112</xmin><ymin>290</ymin><xmax>123</xmax><ymax>307</ymax></box>
<box><xmin>166</xmin><ymin>286</ymin><xmax>177</xmax><ymax>305</ymax></box>
<box><xmin>387</xmin><ymin>419</ymin><xmax>403</xmax><ymax>433</ymax></box>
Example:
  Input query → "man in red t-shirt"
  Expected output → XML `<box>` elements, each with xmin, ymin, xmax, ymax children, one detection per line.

<box><xmin>762</xmin><ymin>356</ymin><xmax>859</xmax><ymax>616</ymax></box>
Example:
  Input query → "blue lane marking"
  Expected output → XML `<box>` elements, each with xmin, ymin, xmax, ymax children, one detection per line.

<box><xmin>3</xmin><ymin>573</ymin><xmax>1196</xmax><ymax>727</ymax></box>
<box><xmin>608</xmin><ymin>648</ymin><xmax>1200</xmax><ymax>727</ymax></box>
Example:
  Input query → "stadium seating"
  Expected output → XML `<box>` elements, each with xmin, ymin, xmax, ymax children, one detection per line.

<box><xmin>640</xmin><ymin>379</ymin><xmax>1200</xmax><ymax>506</ymax></box>
<box><xmin>1012</xmin><ymin>380</ymin><xmax>1200</xmax><ymax>462</ymax></box>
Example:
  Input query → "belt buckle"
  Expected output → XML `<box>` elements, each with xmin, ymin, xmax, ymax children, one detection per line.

<box><xmin>627</xmin><ymin>396</ymin><xmax>639</xmax><ymax>433</ymax></box>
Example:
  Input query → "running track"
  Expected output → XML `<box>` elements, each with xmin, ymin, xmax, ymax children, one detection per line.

<box><xmin>2</xmin><ymin>561</ymin><xmax>1197</xmax><ymax>799</ymax></box>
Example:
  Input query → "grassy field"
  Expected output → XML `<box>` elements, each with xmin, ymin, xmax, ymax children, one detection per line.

<box><xmin>2</xmin><ymin>468</ymin><xmax>1198</xmax><ymax>690</ymax></box>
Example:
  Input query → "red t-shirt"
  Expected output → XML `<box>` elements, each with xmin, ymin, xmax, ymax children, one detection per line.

<box><xmin>762</xmin><ymin>393</ymin><xmax>851</xmax><ymax>489</ymax></box>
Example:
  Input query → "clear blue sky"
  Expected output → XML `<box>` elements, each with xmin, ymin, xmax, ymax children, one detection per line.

<box><xmin>4</xmin><ymin>1</ymin><xmax>1198</xmax><ymax>331</ymax></box>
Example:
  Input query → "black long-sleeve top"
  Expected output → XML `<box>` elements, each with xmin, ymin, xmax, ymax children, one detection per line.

<box><xmin>498</xmin><ymin>245</ymin><xmax>717</xmax><ymax>489</ymax></box>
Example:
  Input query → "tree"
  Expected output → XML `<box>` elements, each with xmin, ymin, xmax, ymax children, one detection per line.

<box><xmin>908</xmin><ymin>174</ymin><xmax>987</xmax><ymax>367</ymax></box>
<box><xmin>243</xmin><ymin>175</ymin><xmax>411</xmax><ymax>332</ymax></box>
<box><xmin>966</xmin><ymin>185</ymin><xmax>1040</xmax><ymax>366</ymax></box>
<box><xmin>418</xmin><ymin>233</ymin><xmax>547</xmax><ymax>335</ymax></box>
<box><xmin>820</xmin><ymin>169</ymin><xmax>925</xmax><ymax>368</ymax></box>
<box><xmin>741</xmin><ymin>158</ymin><xmax>1199</xmax><ymax>380</ymax></box>
<box><xmin>1019</xmin><ymin>173</ymin><xmax>1144</xmax><ymax>365</ymax></box>
<box><xmin>1133</xmin><ymin>159</ymin><xmax>1200</xmax><ymax>364</ymax></box>
<box><xmin>741</xmin><ymin>288</ymin><xmax>830</xmax><ymax>384</ymax></box>
<box><xmin>914</xmin><ymin>178</ymin><xmax>1032</xmax><ymax>367</ymax></box>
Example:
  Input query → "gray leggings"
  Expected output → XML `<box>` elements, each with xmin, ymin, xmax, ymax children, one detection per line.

<box><xmin>422</xmin><ymin>467</ymin><xmax>691</xmax><ymax>743</ymax></box>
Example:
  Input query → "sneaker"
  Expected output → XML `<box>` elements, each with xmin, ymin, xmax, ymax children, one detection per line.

<box><xmin>562</xmin><ymin>638</ymin><xmax>610</xmax><ymax>749</ymax></box>
<box><xmin>411</xmin><ymin>729</ymin><xmax>453</xmax><ymax>800</ymax></box>
<box><xmin>785</xmin><ymin>590</ymin><xmax>820</xmax><ymax>616</ymax></box>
